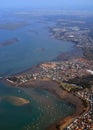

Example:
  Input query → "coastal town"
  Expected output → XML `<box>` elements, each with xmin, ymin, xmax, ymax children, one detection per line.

<box><xmin>66</xmin><ymin>88</ymin><xmax>93</xmax><ymax>130</ymax></box>
<box><xmin>49</xmin><ymin>22</ymin><xmax>93</xmax><ymax>49</ymax></box>
<box><xmin>6</xmin><ymin>57</ymin><xmax>93</xmax><ymax>130</ymax></box>
<box><xmin>49</xmin><ymin>18</ymin><xmax>93</xmax><ymax>61</ymax></box>
<box><xmin>7</xmin><ymin>58</ymin><xmax>93</xmax><ymax>85</ymax></box>
<box><xmin>50</xmin><ymin>27</ymin><xmax>92</xmax><ymax>47</ymax></box>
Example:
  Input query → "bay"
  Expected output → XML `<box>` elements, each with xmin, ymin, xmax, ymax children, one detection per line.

<box><xmin>0</xmin><ymin>12</ymin><xmax>75</xmax><ymax>130</ymax></box>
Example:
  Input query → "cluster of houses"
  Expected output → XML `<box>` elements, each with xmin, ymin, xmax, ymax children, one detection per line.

<box><xmin>8</xmin><ymin>58</ymin><xmax>93</xmax><ymax>86</ymax></box>
<box><xmin>49</xmin><ymin>25</ymin><xmax>93</xmax><ymax>49</ymax></box>
<box><xmin>30</xmin><ymin>58</ymin><xmax>93</xmax><ymax>82</ymax></box>
<box><xmin>7</xmin><ymin>58</ymin><xmax>93</xmax><ymax>130</ymax></box>
<box><xmin>66</xmin><ymin>88</ymin><xmax>93</xmax><ymax>130</ymax></box>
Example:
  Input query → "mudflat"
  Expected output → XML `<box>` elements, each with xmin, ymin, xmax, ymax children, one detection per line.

<box><xmin>15</xmin><ymin>78</ymin><xmax>84</xmax><ymax>130</ymax></box>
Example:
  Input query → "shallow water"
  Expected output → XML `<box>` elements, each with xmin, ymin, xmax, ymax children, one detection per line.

<box><xmin>0</xmin><ymin>10</ymin><xmax>75</xmax><ymax>130</ymax></box>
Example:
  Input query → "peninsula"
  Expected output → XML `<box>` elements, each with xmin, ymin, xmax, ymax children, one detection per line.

<box><xmin>5</xmin><ymin>58</ymin><xmax>93</xmax><ymax>130</ymax></box>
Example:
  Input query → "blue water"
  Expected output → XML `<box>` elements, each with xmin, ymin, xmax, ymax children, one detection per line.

<box><xmin>0</xmin><ymin>11</ymin><xmax>75</xmax><ymax>130</ymax></box>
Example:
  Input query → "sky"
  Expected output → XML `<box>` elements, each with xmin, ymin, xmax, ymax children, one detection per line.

<box><xmin>0</xmin><ymin>0</ymin><xmax>93</xmax><ymax>10</ymax></box>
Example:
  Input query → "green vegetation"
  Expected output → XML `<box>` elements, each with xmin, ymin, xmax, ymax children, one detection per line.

<box><xmin>59</xmin><ymin>82</ymin><xmax>80</xmax><ymax>92</ymax></box>
<box><xmin>67</xmin><ymin>75</ymin><xmax>93</xmax><ymax>89</ymax></box>
<box><xmin>83</xmin><ymin>48</ymin><xmax>93</xmax><ymax>60</ymax></box>
<box><xmin>82</xmin><ymin>99</ymin><xmax>89</xmax><ymax>108</ymax></box>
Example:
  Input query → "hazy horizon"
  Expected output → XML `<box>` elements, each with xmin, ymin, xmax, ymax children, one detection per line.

<box><xmin>0</xmin><ymin>0</ymin><xmax>93</xmax><ymax>11</ymax></box>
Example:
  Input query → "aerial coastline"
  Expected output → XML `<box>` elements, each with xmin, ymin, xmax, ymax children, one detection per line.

<box><xmin>5</xmin><ymin>59</ymin><xmax>93</xmax><ymax>129</ymax></box>
<box><xmin>3</xmin><ymin>13</ymin><xmax>93</xmax><ymax>130</ymax></box>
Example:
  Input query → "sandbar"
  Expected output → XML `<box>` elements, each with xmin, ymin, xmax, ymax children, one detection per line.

<box><xmin>0</xmin><ymin>96</ymin><xmax>30</xmax><ymax>106</ymax></box>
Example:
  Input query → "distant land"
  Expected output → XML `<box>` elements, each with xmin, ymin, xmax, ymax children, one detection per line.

<box><xmin>0</xmin><ymin>21</ymin><xmax>29</xmax><ymax>30</ymax></box>
<box><xmin>0</xmin><ymin>38</ymin><xmax>19</xmax><ymax>47</ymax></box>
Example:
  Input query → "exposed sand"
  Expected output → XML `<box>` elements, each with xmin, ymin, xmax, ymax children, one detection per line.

<box><xmin>0</xmin><ymin>96</ymin><xmax>30</xmax><ymax>106</ymax></box>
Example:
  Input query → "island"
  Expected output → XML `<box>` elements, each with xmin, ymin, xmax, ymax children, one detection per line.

<box><xmin>0</xmin><ymin>38</ymin><xmax>19</xmax><ymax>47</ymax></box>
<box><xmin>0</xmin><ymin>21</ymin><xmax>29</xmax><ymax>30</ymax></box>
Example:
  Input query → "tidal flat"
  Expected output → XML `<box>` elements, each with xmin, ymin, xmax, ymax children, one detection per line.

<box><xmin>0</xmin><ymin>10</ymin><xmax>83</xmax><ymax>130</ymax></box>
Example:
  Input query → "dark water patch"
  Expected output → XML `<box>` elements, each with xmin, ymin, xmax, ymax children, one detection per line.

<box><xmin>0</xmin><ymin>38</ymin><xmax>19</xmax><ymax>47</ymax></box>
<box><xmin>55</xmin><ymin>46</ymin><xmax>84</xmax><ymax>61</ymax></box>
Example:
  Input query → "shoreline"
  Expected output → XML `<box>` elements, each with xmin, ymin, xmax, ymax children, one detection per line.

<box><xmin>4</xmin><ymin>42</ymin><xmax>83</xmax><ymax>78</ymax></box>
<box><xmin>3</xmin><ymin>40</ymin><xmax>91</xmax><ymax>130</ymax></box>
<box><xmin>5</xmin><ymin>78</ymin><xmax>86</xmax><ymax>130</ymax></box>
<box><xmin>1</xmin><ymin>12</ymin><xmax>93</xmax><ymax>130</ymax></box>
<box><xmin>55</xmin><ymin>46</ymin><xmax>84</xmax><ymax>62</ymax></box>
<box><xmin>3</xmin><ymin>28</ymin><xmax>90</xmax><ymax>130</ymax></box>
